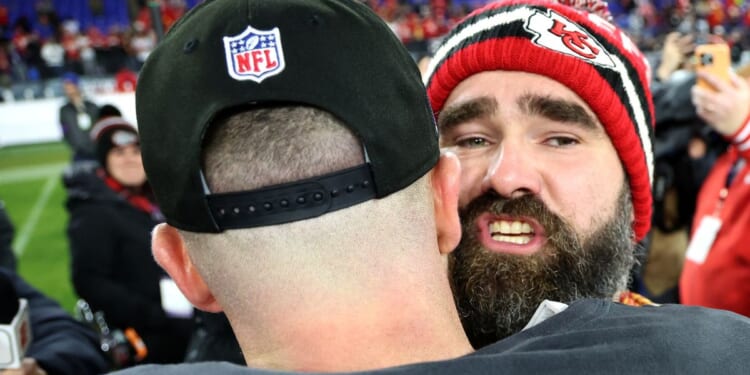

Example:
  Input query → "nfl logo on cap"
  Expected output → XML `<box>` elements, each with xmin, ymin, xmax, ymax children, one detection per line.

<box><xmin>223</xmin><ymin>25</ymin><xmax>286</xmax><ymax>83</ymax></box>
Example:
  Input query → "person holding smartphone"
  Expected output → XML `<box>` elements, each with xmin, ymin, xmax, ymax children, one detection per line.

<box><xmin>680</xmin><ymin>48</ymin><xmax>750</xmax><ymax>318</ymax></box>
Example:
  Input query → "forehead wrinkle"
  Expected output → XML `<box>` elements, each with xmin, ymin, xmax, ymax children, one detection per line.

<box><xmin>438</xmin><ymin>96</ymin><xmax>498</xmax><ymax>133</ymax></box>
<box><xmin>517</xmin><ymin>93</ymin><xmax>602</xmax><ymax>134</ymax></box>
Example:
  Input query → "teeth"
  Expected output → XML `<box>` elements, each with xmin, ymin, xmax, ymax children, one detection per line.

<box><xmin>489</xmin><ymin>220</ymin><xmax>533</xmax><ymax>235</ymax></box>
<box><xmin>499</xmin><ymin>221</ymin><xmax>510</xmax><ymax>233</ymax></box>
<box><xmin>491</xmin><ymin>234</ymin><xmax>531</xmax><ymax>245</ymax></box>
<box><xmin>511</xmin><ymin>221</ymin><xmax>522</xmax><ymax>233</ymax></box>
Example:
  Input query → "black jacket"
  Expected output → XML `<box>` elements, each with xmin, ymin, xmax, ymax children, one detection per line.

<box><xmin>64</xmin><ymin>168</ymin><xmax>193</xmax><ymax>364</ymax></box>
<box><xmin>0</xmin><ymin>200</ymin><xmax>16</xmax><ymax>271</ymax></box>
<box><xmin>112</xmin><ymin>299</ymin><xmax>750</xmax><ymax>375</ymax></box>
<box><xmin>59</xmin><ymin>100</ymin><xmax>100</xmax><ymax>161</ymax></box>
<box><xmin>1</xmin><ymin>267</ymin><xmax>110</xmax><ymax>375</ymax></box>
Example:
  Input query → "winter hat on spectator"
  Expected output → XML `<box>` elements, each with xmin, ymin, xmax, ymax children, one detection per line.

<box><xmin>424</xmin><ymin>0</ymin><xmax>655</xmax><ymax>241</ymax></box>
<box><xmin>62</xmin><ymin>72</ymin><xmax>79</xmax><ymax>86</ymax></box>
<box><xmin>135</xmin><ymin>0</ymin><xmax>438</xmax><ymax>232</ymax></box>
<box><xmin>90</xmin><ymin>117</ymin><xmax>139</xmax><ymax>170</ymax></box>
<box><xmin>97</xmin><ymin>104</ymin><xmax>123</xmax><ymax>121</ymax></box>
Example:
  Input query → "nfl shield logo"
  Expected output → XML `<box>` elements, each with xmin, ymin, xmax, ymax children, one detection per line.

<box><xmin>223</xmin><ymin>25</ymin><xmax>286</xmax><ymax>83</ymax></box>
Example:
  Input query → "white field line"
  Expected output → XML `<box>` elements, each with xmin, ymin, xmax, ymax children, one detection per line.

<box><xmin>0</xmin><ymin>162</ymin><xmax>67</xmax><ymax>185</ymax></box>
<box><xmin>1</xmin><ymin>162</ymin><xmax>66</xmax><ymax>256</ymax></box>
<box><xmin>11</xmin><ymin>176</ymin><xmax>58</xmax><ymax>256</ymax></box>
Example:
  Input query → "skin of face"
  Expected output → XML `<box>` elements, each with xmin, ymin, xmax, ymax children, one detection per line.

<box><xmin>439</xmin><ymin>70</ymin><xmax>626</xmax><ymax>254</ymax></box>
<box><xmin>62</xmin><ymin>81</ymin><xmax>80</xmax><ymax>101</ymax></box>
<box><xmin>106</xmin><ymin>144</ymin><xmax>147</xmax><ymax>188</ymax></box>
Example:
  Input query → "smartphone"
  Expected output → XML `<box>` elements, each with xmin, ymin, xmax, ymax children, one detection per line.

<box><xmin>695</xmin><ymin>43</ymin><xmax>731</xmax><ymax>91</ymax></box>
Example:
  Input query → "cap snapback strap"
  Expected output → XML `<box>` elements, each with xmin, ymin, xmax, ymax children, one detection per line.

<box><xmin>206</xmin><ymin>164</ymin><xmax>375</xmax><ymax>230</ymax></box>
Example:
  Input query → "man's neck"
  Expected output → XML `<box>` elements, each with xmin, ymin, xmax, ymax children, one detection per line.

<box><xmin>69</xmin><ymin>95</ymin><xmax>84</xmax><ymax>109</ymax></box>
<box><xmin>232</xmin><ymin>281</ymin><xmax>473</xmax><ymax>372</ymax></box>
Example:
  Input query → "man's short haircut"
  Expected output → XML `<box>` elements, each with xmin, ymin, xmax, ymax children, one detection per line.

<box><xmin>202</xmin><ymin>105</ymin><xmax>364</xmax><ymax>194</ymax></box>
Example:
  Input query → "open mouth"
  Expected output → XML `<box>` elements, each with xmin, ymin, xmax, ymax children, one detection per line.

<box><xmin>475</xmin><ymin>213</ymin><xmax>544</xmax><ymax>255</ymax></box>
<box><xmin>489</xmin><ymin>220</ymin><xmax>534</xmax><ymax>245</ymax></box>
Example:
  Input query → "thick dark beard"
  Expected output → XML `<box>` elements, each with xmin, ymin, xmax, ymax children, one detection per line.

<box><xmin>449</xmin><ymin>187</ymin><xmax>635</xmax><ymax>348</ymax></box>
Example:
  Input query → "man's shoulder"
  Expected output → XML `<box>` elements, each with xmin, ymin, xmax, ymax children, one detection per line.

<box><xmin>110</xmin><ymin>362</ymin><xmax>266</xmax><ymax>375</ymax></box>
<box><xmin>604</xmin><ymin>299</ymin><xmax>750</xmax><ymax>327</ymax></box>
<box><xmin>467</xmin><ymin>299</ymin><xmax>750</xmax><ymax>374</ymax></box>
<box><xmin>558</xmin><ymin>299</ymin><xmax>750</xmax><ymax>340</ymax></box>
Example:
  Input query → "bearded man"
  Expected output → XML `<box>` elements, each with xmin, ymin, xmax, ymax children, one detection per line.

<box><xmin>424</xmin><ymin>0</ymin><xmax>654</xmax><ymax>347</ymax></box>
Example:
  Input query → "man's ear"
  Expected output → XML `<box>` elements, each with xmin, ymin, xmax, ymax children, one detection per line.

<box><xmin>152</xmin><ymin>223</ymin><xmax>222</xmax><ymax>312</ymax></box>
<box><xmin>432</xmin><ymin>152</ymin><xmax>462</xmax><ymax>255</ymax></box>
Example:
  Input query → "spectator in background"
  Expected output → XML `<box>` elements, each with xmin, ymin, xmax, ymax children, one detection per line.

<box><xmin>0</xmin><ymin>39</ymin><xmax>11</xmax><ymax>89</ymax></box>
<box><xmin>680</xmin><ymin>61</ymin><xmax>750</xmax><ymax>318</ymax></box>
<box><xmin>58</xmin><ymin>72</ymin><xmax>99</xmax><ymax>163</ymax></box>
<box><xmin>40</xmin><ymin>35</ymin><xmax>65</xmax><ymax>79</ymax></box>
<box><xmin>97</xmin><ymin>103</ymin><xmax>123</xmax><ymax>119</ymax></box>
<box><xmin>0</xmin><ymin>268</ymin><xmax>110</xmax><ymax>375</ymax></box>
<box><xmin>0</xmin><ymin>200</ymin><xmax>16</xmax><ymax>271</ymax></box>
<box><xmin>637</xmin><ymin>31</ymin><xmax>728</xmax><ymax>303</ymax></box>
<box><xmin>34</xmin><ymin>10</ymin><xmax>58</xmax><ymax>43</ymax></box>
<box><xmin>10</xmin><ymin>16</ymin><xmax>42</xmax><ymax>81</ymax></box>
<box><xmin>125</xmin><ymin>21</ymin><xmax>155</xmax><ymax>71</ymax></box>
<box><xmin>0</xmin><ymin>5</ymin><xmax>9</xmax><ymax>37</ymax></box>
<box><xmin>115</xmin><ymin>67</ymin><xmax>138</xmax><ymax>92</ymax></box>
<box><xmin>60</xmin><ymin>19</ymin><xmax>85</xmax><ymax>75</ymax></box>
<box><xmin>64</xmin><ymin>116</ymin><xmax>193</xmax><ymax>366</ymax></box>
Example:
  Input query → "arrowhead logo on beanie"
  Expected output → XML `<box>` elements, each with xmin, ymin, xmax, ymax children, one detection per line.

<box><xmin>223</xmin><ymin>25</ymin><xmax>286</xmax><ymax>83</ymax></box>
<box><xmin>525</xmin><ymin>9</ymin><xmax>614</xmax><ymax>68</ymax></box>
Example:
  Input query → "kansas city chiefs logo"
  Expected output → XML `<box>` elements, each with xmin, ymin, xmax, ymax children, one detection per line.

<box><xmin>223</xmin><ymin>25</ymin><xmax>286</xmax><ymax>82</ymax></box>
<box><xmin>524</xmin><ymin>9</ymin><xmax>615</xmax><ymax>69</ymax></box>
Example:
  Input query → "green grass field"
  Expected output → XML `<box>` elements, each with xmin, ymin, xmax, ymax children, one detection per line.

<box><xmin>0</xmin><ymin>142</ymin><xmax>78</xmax><ymax>313</ymax></box>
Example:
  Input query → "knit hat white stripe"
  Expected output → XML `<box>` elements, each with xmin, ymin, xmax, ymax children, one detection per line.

<box><xmin>425</xmin><ymin>5</ymin><xmax>653</xmax><ymax>186</ymax></box>
<box><xmin>611</xmin><ymin>53</ymin><xmax>654</xmax><ymax>185</ymax></box>
<box><xmin>423</xmin><ymin>7</ymin><xmax>534</xmax><ymax>84</ymax></box>
<box><xmin>90</xmin><ymin>116</ymin><xmax>135</xmax><ymax>141</ymax></box>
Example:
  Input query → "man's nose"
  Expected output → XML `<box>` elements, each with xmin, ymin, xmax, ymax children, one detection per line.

<box><xmin>480</xmin><ymin>140</ymin><xmax>541</xmax><ymax>199</ymax></box>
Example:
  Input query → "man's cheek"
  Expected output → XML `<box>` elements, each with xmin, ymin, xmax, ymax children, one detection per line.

<box><xmin>459</xmin><ymin>172</ymin><xmax>483</xmax><ymax>208</ymax></box>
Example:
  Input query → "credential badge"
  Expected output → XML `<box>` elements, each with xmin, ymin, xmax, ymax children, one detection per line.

<box><xmin>223</xmin><ymin>25</ymin><xmax>286</xmax><ymax>83</ymax></box>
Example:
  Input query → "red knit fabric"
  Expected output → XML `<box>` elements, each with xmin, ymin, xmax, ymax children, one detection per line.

<box><xmin>425</xmin><ymin>0</ymin><xmax>654</xmax><ymax>240</ymax></box>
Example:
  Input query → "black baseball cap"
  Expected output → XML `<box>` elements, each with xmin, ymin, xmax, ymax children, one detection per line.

<box><xmin>136</xmin><ymin>0</ymin><xmax>439</xmax><ymax>233</ymax></box>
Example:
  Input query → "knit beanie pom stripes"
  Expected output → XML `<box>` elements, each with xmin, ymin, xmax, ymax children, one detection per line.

<box><xmin>425</xmin><ymin>0</ymin><xmax>655</xmax><ymax>241</ymax></box>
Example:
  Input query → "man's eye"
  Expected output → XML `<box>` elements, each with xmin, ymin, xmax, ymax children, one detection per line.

<box><xmin>456</xmin><ymin>137</ymin><xmax>489</xmax><ymax>148</ymax></box>
<box><xmin>546</xmin><ymin>137</ymin><xmax>579</xmax><ymax>147</ymax></box>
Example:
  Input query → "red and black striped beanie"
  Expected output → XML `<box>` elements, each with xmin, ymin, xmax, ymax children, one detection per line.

<box><xmin>424</xmin><ymin>0</ymin><xmax>655</xmax><ymax>241</ymax></box>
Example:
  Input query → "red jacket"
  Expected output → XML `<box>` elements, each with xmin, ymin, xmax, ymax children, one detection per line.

<box><xmin>680</xmin><ymin>130</ymin><xmax>750</xmax><ymax>316</ymax></box>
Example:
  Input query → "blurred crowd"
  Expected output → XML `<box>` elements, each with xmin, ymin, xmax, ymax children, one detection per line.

<box><xmin>5</xmin><ymin>0</ymin><xmax>750</xmax><ymax>98</ymax></box>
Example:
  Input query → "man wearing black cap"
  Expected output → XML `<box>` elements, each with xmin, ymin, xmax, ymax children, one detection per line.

<box><xmin>128</xmin><ymin>0</ymin><xmax>471</xmax><ymax>372</ymax></box>
<box><xmin>111</xmin><ymin>0</ymin><xmax>750</xmax><ymax>374</ymax></box>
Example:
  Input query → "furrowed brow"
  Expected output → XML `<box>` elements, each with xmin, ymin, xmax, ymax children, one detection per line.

<box><xmin>437</xmin><ymin>96</ymin><xmax>498</xmax><ymax>133</ymax></box>
<box><xmin>518</xmin><ymin>94</ymin><xmax>601</xmax><ymax>133</ymax></box>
